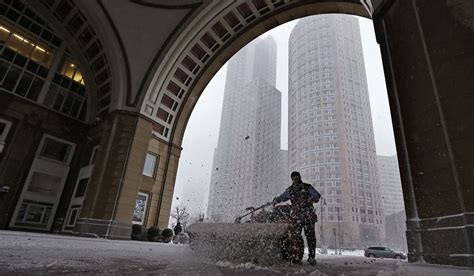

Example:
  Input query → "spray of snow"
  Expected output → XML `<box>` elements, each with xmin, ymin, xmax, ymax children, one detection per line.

<box><xmin>215</xmin><ymin>260</ymin><xmax>327</xmax><ymax>275</ymax></box>
<box><xmin>216</xmin><ymin>260</ymin><xmax>278</xmax><ymax>272</ymax></box>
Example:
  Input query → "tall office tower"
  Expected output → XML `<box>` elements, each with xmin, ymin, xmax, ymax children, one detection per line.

<box><xmin>288</xmin><ymin>15</ymin><xmax>384</xmax><ymax>248</ymax></box>
<box><xmin>207</xmin><ymin>37</ymin><xmax>284</xmax><ymax>222</ymax></box>
<box><xmin>279</xmin><ymin>149</ymin><xmax>290</xmax><ymax>190</ymax></box>
<box><xmin>377</xmin><ymin>155</ymin><xmax>405</xmax><ymax>216</ymax></box>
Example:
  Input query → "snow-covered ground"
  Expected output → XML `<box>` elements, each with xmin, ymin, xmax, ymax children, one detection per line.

<box><xmin>1</xmin><ymin>230</ymin><xmax>473</xmax><ymax>275</ymax></box>
<box><xmin>312</xmin><ymin>248</ymin><xmax>366</xmax><ymax>257</ymax></box>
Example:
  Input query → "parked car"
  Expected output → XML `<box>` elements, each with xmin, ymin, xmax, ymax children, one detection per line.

<box><xmin>364</xmin><ymin>246</ymin><xmax>406</xmax><ymax>259</ymax></box>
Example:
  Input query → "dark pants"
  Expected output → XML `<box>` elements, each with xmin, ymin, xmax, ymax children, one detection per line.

<box><xmin>292</xmin><ymin>220</ymin><xmax>316</xmax><ymax>258</ymax></box>
<box><xmin>290</xmin><ymin>211</ymin><xmax>317</xmax><ymax>259</ymax></box>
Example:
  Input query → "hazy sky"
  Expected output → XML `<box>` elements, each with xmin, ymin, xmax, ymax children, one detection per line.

<box><xmin>170</xmin><ymin>16</ymin><xmax>396</xmax><ymax>219</ymax></box>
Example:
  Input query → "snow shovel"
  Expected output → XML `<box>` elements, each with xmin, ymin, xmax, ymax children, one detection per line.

<box><xmin>234</xmin><ymin>202</ymin><xmax>271</xmax><ymax>223</ymax></box>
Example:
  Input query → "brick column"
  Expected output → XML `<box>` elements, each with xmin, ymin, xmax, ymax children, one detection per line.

<box><xmin>75</xmin><ymin>111</ymin><xmax>152</xmax><ymax>239</ymax></box>
<box><xmin>143</xmin><ymin>136</ymin><xmax>182</xmax><ymax>230</ymax></box>
<box><xmin>155</xmin><ymin>144</ymin><xmax>181</xmax><ymax>229</ymax></box>
<box><xmin>374</xmin><ymin>0</ymin><xmax>474</xmax><ymax>266</ymax></box>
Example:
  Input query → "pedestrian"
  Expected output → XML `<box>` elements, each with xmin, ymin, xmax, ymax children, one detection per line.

<box><xmin>273</xmin><ymin>171</ymin><xmax>321</xmax><ymax>266</ymax></box>
<box><xmin>174</xmin><ymin>221</ymin><xmax>182</xmax><ymax>235</ymax></box>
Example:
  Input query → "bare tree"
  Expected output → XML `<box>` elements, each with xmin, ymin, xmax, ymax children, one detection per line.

<box><xmin>171</xmin><ymin>205</ymin><xmax>190</xmax><ymax>230</ymax></box>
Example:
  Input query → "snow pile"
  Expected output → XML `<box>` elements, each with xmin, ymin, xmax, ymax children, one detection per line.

<box><xmin>187</xmin><ymin>222</ymin><xmax>289</xmax><ymax>265</ymax></box>
<box><xmin>309</xmin><ymin>269</ymin><xmax>327</xmax><ymax>276</ymax></box>
<box><xmin>376</xmin><ymin>262</ymin><xmax>409</xmax><ymax>276</ymax></box>
<box><xmin>282</xmin><ymin>268</ymin><xmax>327</xmax><ymax>275</ymax></box>
<box><xmin>215</xmin><ymin>260</ymin><xmax>327</xmax><ymax>275</ymax></box>
<box><xmin>172</xmin><ymin>233</ymin><xmax>190</xmax><ymax>244</ymax></box>
<box><xmin>215</xmin><ymin>260</ymin><xmax>277</xmax><ymax>272</ymax></box>
<box><xmin>314</xmin><ymin>248</ymin><xmax>365</xmax><ymax>257</ymax></box>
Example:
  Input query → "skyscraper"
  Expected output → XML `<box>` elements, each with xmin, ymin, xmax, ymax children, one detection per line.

<box><xmin>207</xmin><ymin>37</ymin><xmax>285</xmax><ymax>222</ymax></box>
<box><xmin>377</xmin><ymin>155</ymin><xmax>405</xmax><ymax>216</ymax></box>
<box><xmin>288</xmin><ymin>15</ymin><xmax>384</xmax><ymax>248</ymax></box>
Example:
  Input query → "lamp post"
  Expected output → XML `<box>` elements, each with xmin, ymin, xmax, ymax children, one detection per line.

<box><xmin>337</xmin><ymin>207</ymin><xmax>342</xmax><ymax>254</ymax></box>
<box><xmin>320</xmin><ymin>197</ymin><xmax>327</xmax><ymax>254</ymax></box>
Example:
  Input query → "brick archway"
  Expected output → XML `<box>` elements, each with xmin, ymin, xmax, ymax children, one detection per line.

<box><xmin>138</xmin><ymin>0</ymin><xmax>370</xmax><ymax>144</ymax></box>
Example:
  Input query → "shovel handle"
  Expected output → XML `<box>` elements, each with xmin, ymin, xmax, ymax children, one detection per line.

<box><xmin>234</xmin><ymin>202</ymin><xmax>271</xmax><ymax>223</ymax></box>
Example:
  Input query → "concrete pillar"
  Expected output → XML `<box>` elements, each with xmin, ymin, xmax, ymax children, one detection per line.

<box><xmin>75</xmin><ymin>111</ymin><xmax>151</xmax><ymax>239</ymax></box>
<box><xmin>74</xmin><ymin>111</ymin><xmax>182</xmax><ymax>238</ymax></box>
<box><xmin>155</xmin><ymin>145</ymin><xmax>181</xmax><ymax>229</ymax></box>
<box><xmin>374</xmin><ymin>0</ymin><xmax>474</xmax><ymax>266</ymax></box>
<box><xmin>144</xmin><ymin>135</ymin><xmax>182</xmax><ymax>230</ymax></box>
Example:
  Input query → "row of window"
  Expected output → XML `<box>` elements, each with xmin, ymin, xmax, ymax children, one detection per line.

<box><xmin>0</xmin><ymin>0</ymin><xmax>62</xmax><ymax>48</ymax></box>
<box><xmin>0</xmin><ymin>23</ymin><xmax>88</xmax><ymax>121</ymax></box>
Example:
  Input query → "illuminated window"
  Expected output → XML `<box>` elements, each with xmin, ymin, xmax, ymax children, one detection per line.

<box><xmin>42</xmin><ymin>55</ymin><xmax>87</xmax><ymax>119</ymax></box>
<box><xmin>0</xmin><ymin>25</ymin><xmax>51</xmax><ymax>101</ymax></box>
<box><xmin>58</xmin><ymin>58</ymin><xmax>85</xmax><ymax>85</ymax></box>
<box><xmin>0</xmin><ymin>3</ymin><xmax>88</xmax><ymax>121</ymax></box>
<box><xmin>0</xmin><ymin>25</ymin><xmax>53</xmax><ymax>68</ymax></box>
<box><xmin>0</xmin><ymin>25</ymin><xmax>10</xmax><ymax>41</ymax></box>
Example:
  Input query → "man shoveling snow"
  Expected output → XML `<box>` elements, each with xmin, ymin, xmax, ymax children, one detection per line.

<box><xmin>273</xmin><ymin>171</ymin><xmax>321</xmax><ymax>266</ymax></box>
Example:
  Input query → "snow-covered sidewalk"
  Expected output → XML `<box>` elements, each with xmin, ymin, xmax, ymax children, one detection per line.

<box><xmin>1</xmin><ymin>230</ymin><xmax>473</xmax><ymax>275</ymax></box>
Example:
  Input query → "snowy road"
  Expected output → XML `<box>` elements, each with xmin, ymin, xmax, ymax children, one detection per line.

<box><xmin>1</xmin><ymin>230</ymin><xmax>474</xmax><ymax>275</ymax></box>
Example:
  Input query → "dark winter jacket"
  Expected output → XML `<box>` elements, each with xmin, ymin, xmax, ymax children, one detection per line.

<box><xmin>274</xmin><ymin>183</ymin><xmax>321</xmax><ymax>220</ymax></box>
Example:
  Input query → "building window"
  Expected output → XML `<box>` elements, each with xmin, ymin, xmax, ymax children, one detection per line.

<box><xmin>11</xmin><ymin>134</ymin><xmax>75</xmax><ymax>231</ymax></box>
<box><xmin>89</xmin><ymin>145</ymin><xmax>99</xmax><ymax>165</ymax></box>
<box><xmin>143</xmin><ymin>153</ymin><xmax>158</xmax><ymax>177</ymax></box>
<box><xmin>0</xmin><ymin>25</ymin><xmax>54</xmax><ymax>68</ymax></box>
<box><xmin>15</xmin><ymin>202</ymin><xmax>52</xmax><ymax>225</ymax></box>
<box><xmin>0</xmin><ymin>24</ymin><xmax>51</xmax><ymax>102</ymax></box>
<box><xmin>58</xmin><ymin>57</ymin><xmax>85</xmax><ymax>84</ymax></box>
<box><xmin>44</xmin><ymin>56</ymin><xmax>87</xmax><ymax>120</ymax></box>
<box><xmin>26</xmin><ymin>172</ymin><xmax>63</xmax><ymax>197</ymax></box>
<box><xmin>133</xmin><ymin>192</ymin><xmax>149</xmax><ymax>225</ymax></box>
<box><xmin>65</xmin><ymin>206</ymin><xmax>81</xmax><ymax>228</ymax></box>
<box><xmin>74</xmin><ymin>178</ymin><xmax>89</xmax><ymax>198</ymax></box>
<box><xmin>39</xmin><ymin>137</ymin><xmax>73</xmax><ymax>163</ymax></box>
<box><xmin>1</xmin><ymin>5</ymin><xmax>88</xmax><ymax>121</ymax></box>
<box><xmin>0</xmin><ymin>118</ymin><xmax>12</xmax><ymax>154</ymax></box>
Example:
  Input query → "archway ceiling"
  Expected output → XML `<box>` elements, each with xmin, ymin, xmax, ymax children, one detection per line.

<box><xmin>75</xmin><ymin>0</ymin><xmax>203</xmax><ymax>111</ymax></box>
<box><xmin>73</xmin><ymin>0</ymin><xmax>384</xmax><ymax>131</ymax></box>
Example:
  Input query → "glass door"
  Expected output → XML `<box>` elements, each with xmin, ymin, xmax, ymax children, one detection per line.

<box><xmin>0</xmin><ymin>118</ymin><xmax>12</xmax><ymax>154</ymax></box>
<box><xmin>62</xmin><ymin>146</ymin><xmax>97</xmax><ymax>232</ymax></box>
<box><xmin>10</xmin><ymin>134</ymin><xmax>75</xmax><ymax>231</ymax></box>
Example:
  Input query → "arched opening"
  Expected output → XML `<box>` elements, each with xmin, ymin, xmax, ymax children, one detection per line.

<box><xmin>142</xmin><ymin>0</ymin><xmax>473</xmax><ymax>268</ymax></box>
<box><xmin>169</xmin><ymin>12</ymin><xmax>408</xmax><ymax>256</ymax></box>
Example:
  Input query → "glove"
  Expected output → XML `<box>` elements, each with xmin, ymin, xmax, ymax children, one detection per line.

<box><xmin>272</xmin><ymin>197</ymin><xmax>278</xmax><ymax>206</ymax></box>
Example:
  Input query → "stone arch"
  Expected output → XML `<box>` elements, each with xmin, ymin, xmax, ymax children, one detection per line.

<box><xmin>135</xmin><ymin>0</ymin><xmax>474</xmax><ymax>266</ymax></box>
<box><xmin>138</xmin><ymin>0</ymin><xmax>371</xmax><ymax>144</ymax></box>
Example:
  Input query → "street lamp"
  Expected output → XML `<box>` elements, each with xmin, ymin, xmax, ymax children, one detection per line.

<box><xmin>337</xmin><ymin>207</ymin><xmax>342</xmax><ymax>254</ymax></box>
<box><xmin>320</xmin><ymin>197</ymin><xmax>327</xmax><ymax>254</ymax></box>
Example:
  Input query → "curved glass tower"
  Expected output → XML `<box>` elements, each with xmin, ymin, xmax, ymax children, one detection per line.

<box><xmin>289</xmin><ymin>15</ymin><xmax>384</xmax><ymax>248</ymax></box>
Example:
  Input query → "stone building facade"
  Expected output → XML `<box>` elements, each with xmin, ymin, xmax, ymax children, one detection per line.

<box><xmin>377</xmin><ymin>155</ymin><xmax>404</xmax><ymax>216</ymax></box>
<box><xmin>385</xmin><ymin>210</ymin><xmax>408</xmax><ymax>252</ymax></box>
